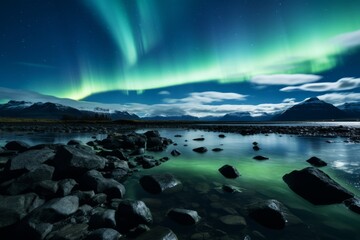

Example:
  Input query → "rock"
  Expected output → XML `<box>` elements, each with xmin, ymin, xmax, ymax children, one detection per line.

<box><xmin>85</xmin><ymin>228</ymin><xmax>121</xmax><ymax>240</ymax></box>
<box><xmin>222</xmin><ymin>185</ymin><xmax>241</xmax><ymax>193</ymax></box>
<box><xmin>174</xmin><ymin>135</ymin><xmax>182</xmax><ymax>137</ymax></box>
<box><xmin>5</xmin><ymin>149</ymin><xmax>55</xmax><ymax>173</ymax></box>
<box><xmin>109</xmin><ymin>169</ymin><xmax>128</xmax><ymax>183</ymax></box>
<box><xmin>191</xmin><ymin>232</ymin><xmax>211</xmax><ymax>240</ymax></box>
<box><xmin>90</xmin><ymin>193</ymin><xmax>107</xmax><ymax>206</ymax></box>
<box><xmin>89</xmin><ymin>209</ymin><xmax>116</xmax><ymax>229</ymax></box>
<box><xmin>79</xmin><ymin>170</ymin><xmax>125</xmax><ymax>199</ymax></box>
<box><xmin>146</xmin><ymin>137</ymin><xmax>163</xmax><ymax>150</ymax></box>
<box><xmin>283</xmin><ymin>167</ymin><xmax>353</xmax><ymax>205</ymax></box>
<box><xmin>219</xmin><ymin>215</ymin><xmax>246</xmax><ymax>226</ymax></box>
<box><xmin>247</xmin><ymin>199</ymin><xmax>291</xmax><ymax>229</ymax></box>
<box><xmin>46</xmin><ymin>223</ymin><xmax>89</xmax><ymax>240</ymax></box>
<box><xmin>167</xmin><ymin>208</ymin><xmax>201</xmax><ymax>225</ymax></box>
<box><xmin>51</xmin><ymin>145</ymin><xmax>106</xmax><ymax>178</ymax></box>
<box><xmin>252</xmin><ymin>142</ymin><xmax>258</xmax><ymax>146</ymax></box>
<box><xmin>140</xmin><ymin>174</ymin><xmax>183</xmax><ymax>194</ymax></box>
<box><xmin>192</xmin><ymin>147</ymin><xmax>207</xmax><ymax>153</ymax></box>
<box><xmin>115</xmin><ymin>199</ymin><xmax>152</xmax><ymax>231</ymax></box>
<box><xmin>170</xmin><ymin>150</ymin><xmax>181</xmax><ymax>157</ymax></box>
<box><xmin>344</xmin><ymin>197</ymin><xmax>360</xmax><ymax>214</ymax></box>
<box><xmin>5</xmin><ymin>141</ymin><xmax>30</xmax><ymax>152</ymax></box>
<box><xmin>253</xmin><ymin>146</ymin><xmax>260</xmax><ymax>151</ymax></box>
<box><xmin>57</xmin><ymin>179</ymin><xmax>78</xmax><ymax>197</ymax></box>
<box><xmin>144</xmin><ymin>130</ymin><xmax>161</xmax><ymax>138</ymax></box>
<box><xmin>67</xmin><ymin>140</ymin><xmax>83</xmax><ymax>146</ymax></box>
<box><xmin>136</xmin><ymin>226</ymin><xmax>177</xmax><ymax>240</ymax></box>
<box><xmin>72</xmin><ymin>190</ymin><xmax>95</xmax><ymax>205</ymax></box>
<box><xmin>130</xmin><ymin>148</ymin><xmax>145</xmax><ymax>156</ymax></box>
<box><xmin>253</xmin><ymin>155</ymin><xmax>269</xmax><ymax>161</ymax></box>
<box><xmin>2</xmin><ymin>164</ymin><xmax>55</xmax><ymax>195</ymax></box>
<box><xmin>212</xmin><ymin>148</ymin><xmax>223</xmax><ymax>152</ymax></box>
<box><xmin>218</xmin><ymin>134</ymin><xmax>226</xmax><ymax>138</ymax></box>
<box><xmin>306</xmin><ymin>156</ymin><xmax>327</xmax><ymax>167</ymax></box>
<box><xmin>218</xmin><ymin>165</ymin><xmax>240</xmax><ymax>179</ymax></box>
<box><xmin>27</xmin><ymin>195</ymin><xmax>79</xmax><ymax>223</ymax></box>
<box><xmin>98</xmin><ymin>150</ymin><xmax>128</xmax><ymax>161</ymax></box>
<box><xmin>193</xmin><ymin>138</ymin><xmax>205</xmax><ymax>141</ymax></box>
<box><xmin>32</xmin><ymin>180</ymin><xmax>59</xmax><ymax>198</ymax></box>
<box><xmin>127</xmin><ymin>224</ymin><xmax>150</xmax><ymax>238</ymax></box>
<box><xmin>0</xmin><ymin>193</ymin><xmax>44</xmax><ymax>228</ymax></box>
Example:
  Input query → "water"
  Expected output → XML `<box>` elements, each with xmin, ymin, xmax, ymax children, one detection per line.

<box><xmin>198</xmin><ymin>121</ymin><xmax>360</xmax><ymax>128</ymax></box>
<box><xmin>1</xmin><ymin>128</ymin><xmax>360</xmax><ymax>239</ymax></box>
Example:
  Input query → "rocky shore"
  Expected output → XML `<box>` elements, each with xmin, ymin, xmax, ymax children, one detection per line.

<box><xmin>0</xmin><ymin>123</ymin><xmax>359</xmax><ymax>240</ymax></box>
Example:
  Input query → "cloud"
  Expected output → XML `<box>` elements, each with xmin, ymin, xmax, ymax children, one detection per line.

<box><xmin>331</xmin><ymin>29</ymin><xmax>360</xmax><ymax>49</ymax></box>
<box><xmin>158</xmin><ymin>90</ymin><xmax>170</xmax><ymax>95</ymax></box>
<box><xmin>283</xmin><ymin>98</ymin><xmax>296</xmax><ymax>103</ymax></box>
<box><xmin>281</xmin><ymin>77</ymin><xmax>360</xmax><ymax>92</ymax></box>
<box><xmin>251</xmin><ymin>74</ymin><xmax>322</xmax><ymax>85</ymax></box>
<box><xmin>317</xmin><ymin>92</ymin><xmax>360</xmax><ymax>106</ymax></box>
<box><xmin>163</xmin><ymin>91</ymin><xmax>247</xmax><ymax>104</ymax></box>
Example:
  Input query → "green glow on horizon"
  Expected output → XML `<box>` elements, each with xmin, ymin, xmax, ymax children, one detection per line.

<box><xmin>45</xmin><ymin>1</ymin><xmax>360</xmax><ymax>100</ymax></box>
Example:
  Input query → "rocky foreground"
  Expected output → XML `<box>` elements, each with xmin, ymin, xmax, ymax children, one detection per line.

<box><xmin>0</xmin><ymin>125</ymin><xmax>359</xmax><ymax>240</ymax></box>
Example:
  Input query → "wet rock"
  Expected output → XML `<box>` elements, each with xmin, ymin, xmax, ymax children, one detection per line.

<box><xmin>79</xmin><ymin>170</ymin><xmax>125</xmax><ymax>199</ymax></box>
<box><xmin>2</xmin><ymin>164</ymin><xmax>55</xmax><ymax>195</ymax></box>
<box><xmin>98</xmin><ymin>150</ymin><xmax>127</xmax><ymax>161</ymax></box>
<box><xmin>85</xmin><ymin>228</ymin><xmax>121</xmax><ymax>240</ymax></box>
<box><xmin>130</xmin><ymin>148</ymin><xmax>145</xmax><ymax>156</ymax></box>
<box><xmin>219</xmin><ymin>215</ymin><xmax>246</xmax><ymax>226</ymax></box>
<box><xmin>115</xmin><ymin>200</ymin><xmax>152</xmax><ymax>231</ymax></box>
<box><xmin>253</xmin><ymin>146</ymin><xmax>260</xmax><ymax>151</ymax></box>
<box><xmin>167</xmin><ymin>208</ymin><xmax>201</xmax><ymax>225</ymax></box>
<box><xmin>135</xmin><ymin>156</ymin><xmax>157</xmax><ymax>169</ymax></box>
<box><xmin>127</xmin><ymin>224</ymin><xmax>150</xmax><ymax>238</ymax></box>
<box><xmin>191</xmin><ymin>232</ymin><xmax>211</xmax><ymax>240</ymax></box>
<box><xmin>136</xmin><ymin>226</ymin><xmax>177</xmax><ymax>240</ymax></box>
<box><xmin>140</xmin><ymin>173</ymin><xmax>183</xmax><ymax>194</ymax></box>
<box><xmin>5</xmin><ymin>149</ymin><xmax>55</xmax><ymax>173</ymax></box>
<box><xmin>193</xmin><ymin>138</ymin><xmax>205</xmax><ymax>141</ymax></box>
<box><xmin>46</xmin><ymin>223</ymin><xmax>89</xmax><ymax>240</ymax></box>
<box><xmin>89</xmin><ymin>209</ymin><xmax>116</xmax><ymax>229</ymax></box>
<box><xmin>5</xmin><ymin>141</ymin><xmax>30</xmax><ymax>152</ymax></box>
<box><xmin>283</xmin><ymin>167</ymin><xmax>353</xmax><ymax>205</ymax></box>
<box><xmin>72</xmin><ymin>190</ymin><xmax>95</xmax><ymax>205</ymax></box>
<box><xmin>32</xmin><ymin>180</ymin><xmax>59</xmax><ymax>198</ymax></box>
<box><xmin>174</xmin><ymin>135</ymin><xmax>182</xmax><ymax>137</ymax></box>
<box><xmin>57</xmin><ymin>178</ymin><xmax>78</xmax><ymax>197</ymax></box>
<box><xmin>193</xmin><ymin>147</ymin><xmax>207</xmax><ymax>153</ymax></box>
<box><xmin>218</xmin><ymin>134</ymin><xmax>226</xmax><ymax>138</ymax></box>
<box><xmin>171</xmin><ymin>149</ymin><xmax>181</xmax><ymax>157</ymax></box>
<box><xmin>90</xmin><ymin>193</ymin><xmax>107</xmax><ymax>206</ymax></box>
<box><xmin>253</xmin><ymin>156</ymin><xmax>269</xmax><ymax>161</ymax></box>
<box><xmin>306</xmin><ymin>156</ymin><xmax>327</xmax><ymax>167</ymax></box>
<box><xmin>109</xmin><ymin>169</ymin><xmax>128</xmax><ymax>183</ymax></box>
<box><xmin>247</xmin><ymin>199</ymin><xmax>291</xmax><ymax>229</ymax></box>
<box><xmin>67</xmin><ymin>140</ymin><xmax>83</xmax><ymax>146</ymax></box>
<box><xmin>144</xmin><ymin>130</ymin><xmax>161</xmax><ymax>138</ymax></box>
<box><xmin>0</xmin><ymin>193</ymin><xmax>44</xmax><ymax>228</ymax></box>
<box><xmin>50</xmin><ymin>146</ymin><xmax>106</xmax><ymax>179</ymax></box>
<box><xmin>252</xmin><ymin>142</ymin><xmax>258</xmax><ymax>146</ymax></box>
<box><xmin>218</xmin><ymin>165</ymin><xmax>240</xmax><ymax>179</ymax></box>
<box><xmin>344</xmin><ymin>197</ymin><xmax>360</xmax><ymax>214</ymax></box>
<box><xmin>222</xmin><ymin>185</ymin><xmax>241</xmax><ymax>193</ymax></box>
<box><xmin>212</xmin><ymin>148</ymin><xmax>223</xmax><ymax>152</ymax></box>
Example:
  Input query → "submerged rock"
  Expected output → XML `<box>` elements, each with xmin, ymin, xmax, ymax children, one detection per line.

<box><xmin>140</xmin><ymin>173</ymin><xmax>182</xmax><ymax>194</ymax></box>
<box><xmin>212</xmin><ymin>148</ymin><xmax>223</xmax><ymax>152</ymax></box>
<box><xmin>306</xmin><ymin>156</ymin><xmax>327</xmax><ymax>167</ymax></box>
<box><xmin>219</xmin><ymin>215</ymin><xmax>246</xmax><ymax>226</ymax></box>
<box><xmin>218</xmin><ymin>165</ymin><xmax>240</xmax><ymax>179</ymax></box>
<box><xmin>137</xmin><ymin>226</ymin><xmax>177</xmax><ymax>240</ymax></box>
<box><xmin>167</xmin><ymin>208</ymin><xmax>201</xmax><ymax>225</ymax></box>
<box><xmin>283</xmin><ymin>167</ymin><xmax>353</xmax><ymax>205</ymax></box>
<box><xmin>253</xmin><ymin>155</ymin><xmax>269</xmax><ymax>161</ymax></box>
<box><xmin>192</xmin><ymin>147</ymin><xmax>207</xmax><ymax>153</ymax></box>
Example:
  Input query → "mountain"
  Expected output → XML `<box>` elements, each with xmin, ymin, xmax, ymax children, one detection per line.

<box><xmin>338</xmin><ymin>102</ymin><xmax>360</xmax><ymax>118</ymax></box>
<box><xmin>142</xmin><ymin>115</ymin><xmax>200</xmax><ymax>121</ymax></box>
<box><xmin>274</xmin><ymin>97</ymin><xmax>347</xmax><ymax>121</ymax></box>
<box><xmin>0</xmin><ymin>100</ymin><xmax>139</xmax><ymax>120</ymax></box>
<box><xmin>220</xmin><ymin>112</ymin><xmax>254</xmax><ymax>121</ymax></box>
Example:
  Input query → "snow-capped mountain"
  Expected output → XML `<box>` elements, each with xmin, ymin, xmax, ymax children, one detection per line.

<box><xmin>274</xmin><ymin>97</ymin><xmax>347</xmax><ymax>121</ymax></box>
<box><xmin>338</xmin><ymin>102</ymin><xmax>360</xmax><ymax>118</ymax></box>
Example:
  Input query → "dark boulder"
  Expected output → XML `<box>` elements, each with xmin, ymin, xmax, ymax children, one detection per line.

<box><xmin>167</xmin><ymin>208</ymin><xmax>201</xmax><ymax>225</ymax></box>
<box><xmin>115</xmin><ymin>200</ymin><xmax>152</xmax><ymax>231</ymax></box>
<box><xmin>144</xmin><ymin>130</ymin><xmax>161</xmax><ymax>138</ymax></box>
<box><xmin>57</xmin><ymin>178</ymin><xmax>78</xmax><ymax>197</ymax></box>
<box><xmin>192</xmin><ymin>147</ymin><xmax>207</xmax><ymax>153</ymax></box>
<box><xmin>344</xmin><ymin>198</ymin><xmax>360</xmax><ymax>214</ymax></box>
<box><xmin>193</xmin><ymin>138</ymin><xmax>205</xmax><ymax>141</ymax></box>
<box><xmin>89</xmin><ymin>209</ymin><xmax>116</xmax><ymax>229</ymax></box>
<box><xmin>218</xmin><ymin>165</ymin><xmax>240</xmax><ymax>179</ymax></box>
<box><xmin>5</xmin><ymin>149</ymin><xmax>55</xmax><ymax>173</ymax></box>
<box><xmin>137</xmin><ymin>226</ymin><xmax>177</xmax><ymax>240</ymax></box>
<box><xmin>253</xmin><ymin>146</ymin><xmax>260</xmax><ymax>151</ymax></box>
<box><xmin>45</xmin><ymin>223</ymin><xmax>89</xmax><ymax>240</ymax></box>
<box><xmin>5</xmin><ymin>141</ymin><xmax>30</xmax><ymax>152</ymax></box>
<box><xmin>79</xmin><ymin>170</ymin><xmax>125</xmax><ymax>199</ymax></box>
<box><xmin>283</xmin><ymin>167</ymin><xmax>353</xmax><ymax>205</ymax></box>
<box><xmin>218</xmin><ymin>134</ymin><xmax>226</xmax><ymax>138</ymax></box>
<box><xmin>1</xmin><ymin>164</ymin><xmax>55</xmax><ymax>195</ymax></box>
<box><xmin>0</xmin><ymin>193</ymin><xmax>44</xmax><ymax>228</ymax></box>
<box><xmin>67</xmin><ymin>140</ymin><xmax>83</xmax><ymax>146</ymax></box>
<box><xmin>212</xmin><ymin>148</ymin><xmax>223</xmax><ymax>152</ymax></box>
<box><xmin>253</xmin><ymin>155</ymin><xmax>269</xmax><ymax>161</ymax></box>
<box><xmin>52</xmin><ymin>145</ymin><xmax>106</xmax><ymax>178</ymax></box>
<box><xmin>140</xmin><ymin>174</ymin><xmax>183</xmax><ymax>194</ymax></box>
<box><xmin>32</xmin><ymin>180</ymin><xmax>59</xmax><ymax>198</ymax></box>
<box><xmin>170</xmin><ymin>150</ymin><xmax>181</xmax><ymax>157</ymax></box>
<box><xmin>85</xmin><ymin>228</ymin><xmax>121</xmax><ymax>240</ymax></box>
<box><xmin>306</xmin><ymin>156</ymin><xmax>327</xmax><ymax>167</ymax></box>
<box><xmin>247</xmin><ymin>199</ymin><xmax>297</xmax><ymax>230</ymax></box>
<box><xmin>146</xmin><ymin>137</ymin><xmax>163</xmax><ymax>150</ymax></box>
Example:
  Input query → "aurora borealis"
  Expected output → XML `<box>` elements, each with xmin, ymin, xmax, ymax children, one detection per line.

<box><xmin>1</xmin><ymin>0</ymin><xmax>360</xmax><ymax>117</ymax></box>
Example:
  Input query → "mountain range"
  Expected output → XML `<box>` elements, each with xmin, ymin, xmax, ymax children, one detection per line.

<box><xmin>0</xmin><ymin>98</ymin><xmax>359</xmax><ymax>121</ymax></box>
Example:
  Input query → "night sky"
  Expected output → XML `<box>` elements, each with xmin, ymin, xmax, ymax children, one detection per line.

<box><xmin>1</xmin><ymin>0</ymin><xmax>360</xmax><ymax>117</ymax></box>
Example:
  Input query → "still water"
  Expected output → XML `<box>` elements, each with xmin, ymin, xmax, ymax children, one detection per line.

<box><xmin>1</xmin><ymin>128</ymin><xmax>360</xmax><ymax>239</ymax></box>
